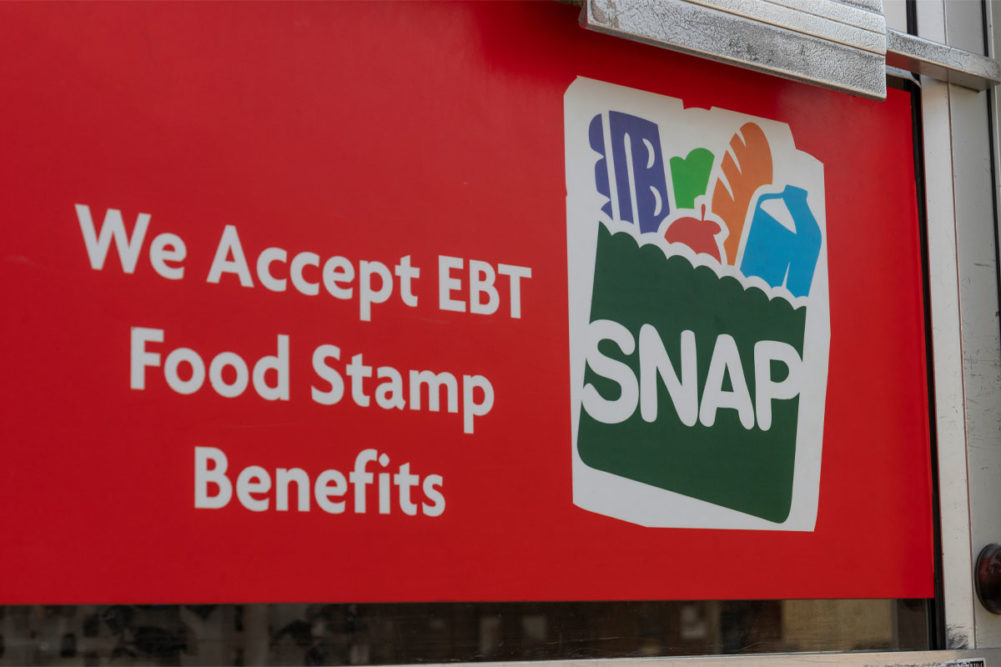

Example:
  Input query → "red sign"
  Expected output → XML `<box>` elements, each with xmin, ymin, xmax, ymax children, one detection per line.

<box><xmin>0</xmin><ymin>1</ymin><xmax>933</xmax><ymax>602</ymax></box>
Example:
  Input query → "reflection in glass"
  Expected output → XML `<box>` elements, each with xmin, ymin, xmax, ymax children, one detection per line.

<box><xmin>0</xmin><ymin>600</ymin><xmax>932</xmax><ymax>665</ymax></box>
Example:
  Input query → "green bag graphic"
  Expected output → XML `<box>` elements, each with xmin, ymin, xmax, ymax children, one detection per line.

<box><xmin>565</xmin><ymin>78</ymin><xmax>829</xmax><ymax>530</ymax></box>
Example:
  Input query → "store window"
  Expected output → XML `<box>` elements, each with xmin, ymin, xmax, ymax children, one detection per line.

<box><xmin>5</xmin><ymin>0</ymin><xmax>990</xmax><ymax>664</ymax></box>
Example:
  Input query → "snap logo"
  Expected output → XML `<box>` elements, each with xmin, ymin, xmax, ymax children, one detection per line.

<box><xmin>565</xmin><ymin>78</ymin><xmax>829</xmax><ymax>530</ymax></box>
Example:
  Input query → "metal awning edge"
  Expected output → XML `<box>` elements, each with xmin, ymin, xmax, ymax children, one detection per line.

<box><xmin>583</xmin><ymin>0</ymin><xmax>1001</xmax><ymax>98</ymax></box>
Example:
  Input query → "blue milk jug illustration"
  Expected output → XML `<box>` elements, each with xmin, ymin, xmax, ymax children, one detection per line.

<box><xmin>739</xmin><ymin>185</ymin><xmax>820</xmax><ymax>298</ymax></box>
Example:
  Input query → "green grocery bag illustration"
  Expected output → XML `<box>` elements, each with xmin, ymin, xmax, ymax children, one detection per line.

<box><xmin>565</xmin><ymin>78</ymin><xmax>829</xmax><ymax>530</ymax></box>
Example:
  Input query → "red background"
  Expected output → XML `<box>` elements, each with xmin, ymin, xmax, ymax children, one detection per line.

<box><xmin>0</xmin><ymin>1</ymin><xmax>932</xmax><ymax>602</ymax></box>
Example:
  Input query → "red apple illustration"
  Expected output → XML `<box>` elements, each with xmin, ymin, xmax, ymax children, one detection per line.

<box><xmin>664</xmin><ymin>204</ymin><xmax>722</xmax><ymax>261</ymax></box>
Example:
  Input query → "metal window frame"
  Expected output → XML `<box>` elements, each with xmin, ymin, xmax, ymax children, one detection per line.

<box><xmin>408</xmin><ymin>649</ymin><xmax>1001</xmax><ymax>666</ymax></box>
<box><xmin>581</xmin><ymin>0</ymin><xmax>1000</xmax><ymax>99</ymax></box>
<box><xmin>927</xmin><ymin>0</ymin><xmax>1001</xmax><ymax>653</ymax></box>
